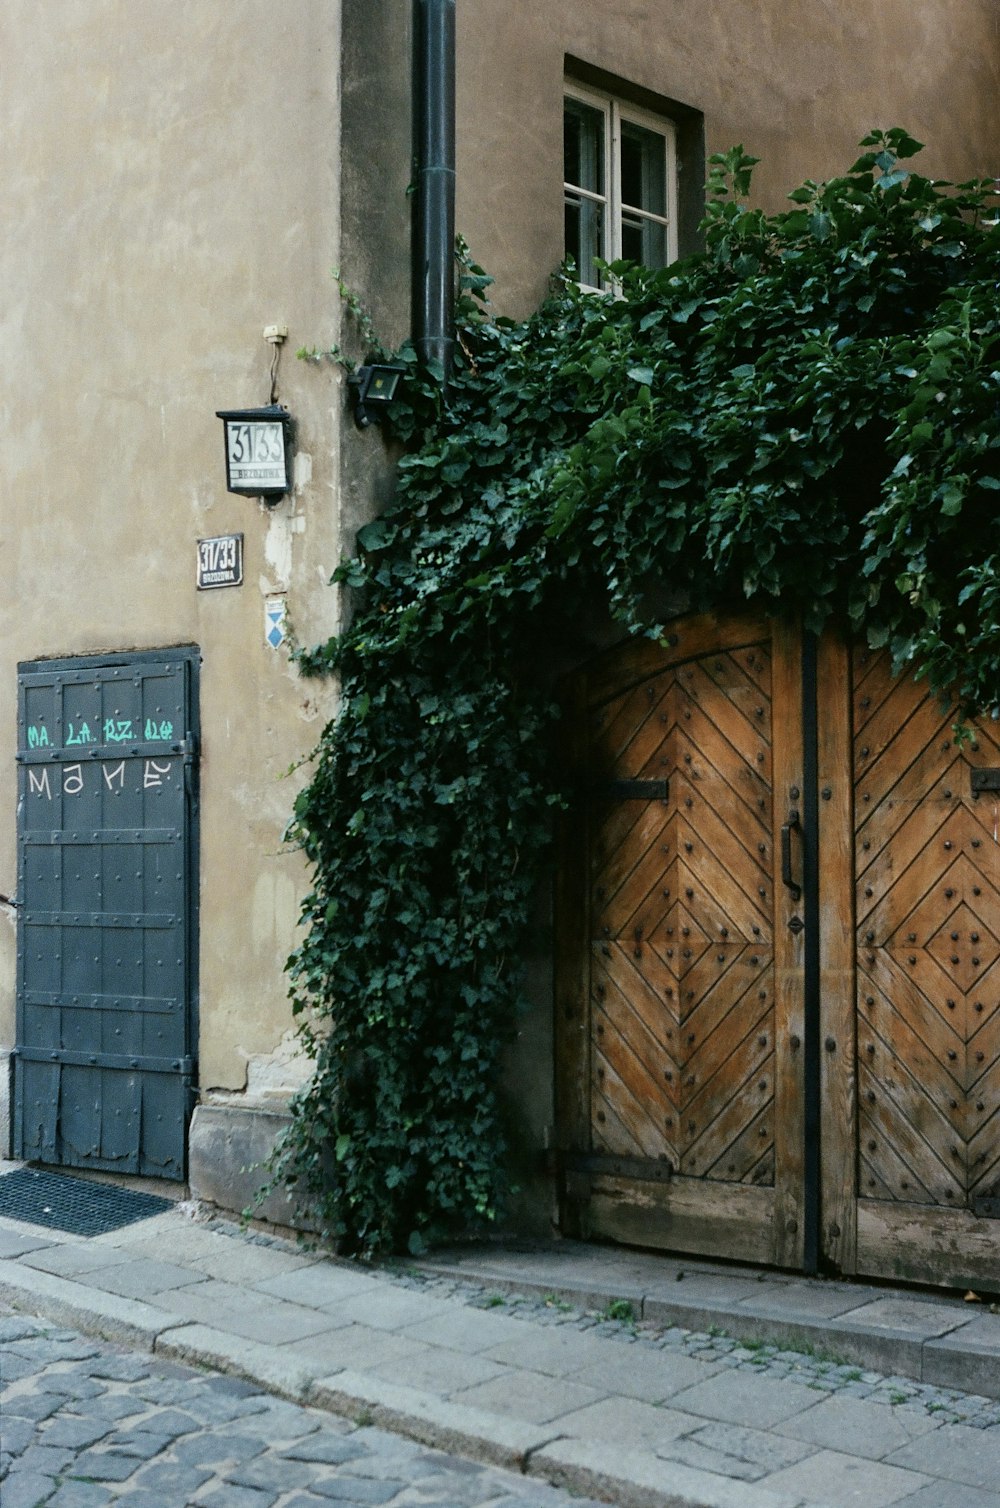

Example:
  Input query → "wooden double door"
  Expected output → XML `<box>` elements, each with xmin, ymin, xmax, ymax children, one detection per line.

<box><xmin>556</xmin><ymin>611</ymin><xmax>1000</xmax><ymax>1289</ymax></box>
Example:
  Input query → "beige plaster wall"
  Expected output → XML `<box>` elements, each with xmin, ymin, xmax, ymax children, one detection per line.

<box><xmin>0</xmin><ymin>1</ymin><xmax>343</xmax><ymax>1105</ymax></box>
<box><xmin>457</xmin><ymin>0</ymin><xmax>1000</xmax><ymax>317</ymax></box>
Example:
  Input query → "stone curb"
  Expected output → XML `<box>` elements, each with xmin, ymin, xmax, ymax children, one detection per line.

<box><xmin>309</xmin><ymin>1369</ymin><xmax>552</xmax><ymax>1472</ymax></box>
<box><xmin>0</xmin><ymin>1257</ymin><xmax>173</xmax><ymax>1352</ymax></box>
<box><xmin>6</xmin><ymin>1232</ymin><xmax>1000</xmax><ymax>1508</ymax></box>
<box><xmin>0</xmin><ymin>1264</ymin><xmax>722</xmax><ymax>1508</ymax></box>
<box><xmin>153</xmin><ymin>1321</ymin><xmax>319</xmax><ymax>1403</ymax></box>
<box><xmin>0</xmin><ymin>1258</ymin><xmax>833</xmax><ymax>1508</ymax></box>
<box><xmin>414</xmin><ymin>1256</ymin><xmax>1000</xmax><ymax>1400</ymax></box>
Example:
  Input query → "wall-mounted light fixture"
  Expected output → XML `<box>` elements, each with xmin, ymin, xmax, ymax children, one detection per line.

<box><xmin>215</xmin><ymin>404</ymin><xmax>294</xmax><ymax>500</ymax></box>
<box><xmin>348</xmin><ymin>364</ymin><xmax>404</xmax><ymax>429</ymax></box>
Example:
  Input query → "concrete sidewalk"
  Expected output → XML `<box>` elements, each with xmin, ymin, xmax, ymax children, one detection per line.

<box><xmin>3</xmin><ymin>1194</ymin><xmax>1000</xmax><ymax>1508</ymax></box>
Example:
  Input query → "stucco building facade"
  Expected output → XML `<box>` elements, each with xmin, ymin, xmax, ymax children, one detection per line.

<box><xmin>1</xmin><ymin>3</ymin><xmax>998</xmax><ymax>1257</ymax></box>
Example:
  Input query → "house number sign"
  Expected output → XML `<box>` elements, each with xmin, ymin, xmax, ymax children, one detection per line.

<box><xmin>197</xmin><ymin>533</ymin><xmax>244</xmax><ymax>590</ymax></box>
<box><xmin>216</xmin><ymin>404</ymin><xmax>293</xmax><ymax>497</ymax></box>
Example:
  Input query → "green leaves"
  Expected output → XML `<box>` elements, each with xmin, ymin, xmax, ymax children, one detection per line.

<box><xmin>277</xmin><ymin>138</ymin><xmax>1000</xmax><ymax>1256</ymax></box>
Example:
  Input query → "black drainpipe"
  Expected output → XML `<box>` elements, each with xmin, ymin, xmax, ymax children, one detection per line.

<box><xmin>413</xmin><ymin>0</ymin><xmax>456</xmax><ymax>379</ymax></box>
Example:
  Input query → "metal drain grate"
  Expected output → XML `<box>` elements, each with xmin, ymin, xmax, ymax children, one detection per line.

<box><xmin>0</xmin><ymin>1167</ymin><xmax>172</xmax><ymax>1237</ymax></box>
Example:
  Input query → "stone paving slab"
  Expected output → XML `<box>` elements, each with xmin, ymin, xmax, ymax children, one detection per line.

<box><xmin>731</xmin><ymin>1281</ymin><xmax>872</xmax><ymax>1323</ymax></box>
<box><xmin>318</xmin><ymin>1285</ymin><xmax>461</xmax><ymax>1332</ymax></box>
<box><xmin>100</xmin><ymin>1220</ymin><xmax>238</xmax><ymax>1263</ymax></box>
<box><xmin>20</xmin><ymin>1242</ymin><xmax>131</xmax><ymax>1278</ymax></box>
<box><xmin>923</xmin><ymin>1313</ymin><xmax>1000</xmax><ymax>1400</ymax></box>
<box><xmin>280</xmin><ymin>1322</ymin><xmax>435</xmax><ymax>1377</ymax></box>
<box><xmin>153</xmin><ymin>1321</ymin><xmax>319</xmax><ymax>1399</ymax></box>
<box><xmin>0</xmin><ymin>1226</ymin><xmax>55</xmax><ymax>1260</ymax></box>
<box><xmin>894</xmin><ymin>1486</ymin><xmax>1000</xmax><ymax>1507</ymax></box>
<box><xmin>0</xmin><ymin>1257</ymin><xmax>173</xmax><ymax>1349</ymax></box>
<box><xmin>483</xmin><ymin>1323</ymin><xmax>642</xmax><ymax>1378</ymax></box>
<box><xmin>308</xmin><ymin>1367</ymin><xmax>556</xmax><ymax>1469</ymax></box>
<box><xmin>667</xmin><ymin>1369</ymin><xmax>822</xmax><ymax>1428</ymax></box>
<box><xmin>79</xmin><ymin>1257</ymin><xmax>208</xmax><ymax>1299</ymax></box>
<box><xmin>173</xmin><ymin>1237</ymin><xmax>319</xmax><ymax>1285</ymax></box>
<box><xmin>568</xmin><ymin>1344</ymin><xmax>723</xmax><ymax>1404</ymax></box>
<box><xmin>837</xmin><ymin>1297</ymin><xmax>970</xmax><ymax>1339</ymax></box>
<box><xmin>449</xmin><ymin>1367</ymin><xmax>608</xmax><ymax>1425</ymax></box>
<box><xmin>539</xmin><ymin>1396</ymin><xmax>703</xmax><ymax>1449</ymax></box>
<box><xmin>817</xmin><ymin>1298</ymin><xmax>970</xmax><ymax>1379</ymax></box>
<box><xmin>532</xmin><ymin>1436</ymin><xmax>810</xmax><ymax>1508</ymax></box>
<box><xmin>144</xmin><ymin>1275</ymin><xmax>343</xmax><ymax>1344</ymax></box>
<box><xmin>884</xmin><ymin>1422</ymin><xmax>1000</xmax><ymax>1491</ymax></box>
<box><xmin>774</xmin><ymin>1390</ymin><xmax>942</xmax><ymax>1460</ymax></box>
<box><xmin>399</xmin><ymin>1303</ymin><xmax>541</xmax><ymax>1353</ymax></box>
<box><xmin>252</xmin><ymin>1260</ymin><xmax>388</xmax><ymax>1308</ymax></box>
<box><xmin>660</xmin><ymin>1420</ymin><xmax>816</xmax><ymax>1484</ymax></box>
<box><xmin>644</xmin><ymin>1271</ymin><xmax>782</xmax><ymax>1315</ymax></box>
<box><xmin>761</xmin><ymin>1447</ymin><xmax>932</xmax><ymax>1506</ymax></box>
<box><xmin>362</xmin><ymin>1339</ymin><xmax>508</xmax><ymax>1395</ymax></box>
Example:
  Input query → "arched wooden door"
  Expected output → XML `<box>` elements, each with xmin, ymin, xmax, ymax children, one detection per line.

<box><xmin>555</xmin><ymin>612</ymin><xmax>808</xmax><ymax>1270</ymax></box>
<box><xmin>556</xmin><ymin>615</ymin><xmax>1000</xmax><ymax>1287</ymax></box>
<box><xmin>822</xmin><ymin>642</ymin><xmax>1000</xmax><ymax>1289</ymax></box>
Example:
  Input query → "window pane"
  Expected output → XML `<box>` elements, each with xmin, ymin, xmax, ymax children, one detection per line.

<box><xmin>565</xmin><ymin>191</ymin><xmax>606</xmax><ymax>286</ymax></box>
<box><xmin>621</xmin><ymin>210</ymin><xmax>666</xmax><ymax>268</ymax></box>
<box><xmin>620</xmin><ymin>120</ymin><xmax>666</xmax><ymax>217</ymax></box>
<box><xmin>564</xmin><ymin>98</ymin><xmax>605</xmax><ymax>196</ymax></box>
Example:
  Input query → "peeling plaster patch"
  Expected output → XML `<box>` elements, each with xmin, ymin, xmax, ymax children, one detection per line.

<box><xmin>251</xmin><ymin>866</ymin><xmax>299</xmax><ymax>957</ymax></box>
<box><xmin>298</xmin><ymin>691</ymin><xmax>331</xmax><ymax>725</ymax></box>
<box><xmin>202</xmin><ymin>1032</ymin><xmax>311</xmax><ymax>1108</ymax></box>
<box><xmin>190</xmin><ymin>486</ymin><xmax>215</xmax><ymax>513</ymax></box>
<box><xmin>243</xmin><ymin>1030</ymin><xmax>313</xmax><ymax>1100</ymax></box>
<box><xmin>293</xmin><ymin>449</ymin><xmax>313</xmax><ymax>493</ymax></box>
<box><xmin>264</xmin><ymin>505</ymin><xmax>294</xmax><ymax>587</ymax></box>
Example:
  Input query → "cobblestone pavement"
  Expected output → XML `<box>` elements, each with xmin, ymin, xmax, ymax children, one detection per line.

<box><xmin>0</xmin><ymin>1306</ymin><xmax>607</xmax><ymax>1508</ymax></box>
<box><xmin>9</xmin><ymin>1210</ymin><xmax>1000</xmax><ymax>1505</ymax></box>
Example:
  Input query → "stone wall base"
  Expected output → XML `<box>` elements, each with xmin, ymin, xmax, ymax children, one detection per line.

<box><xmin>188</xmin><ymin>1101</ymin><xmax>317</xmax><ymax>1232</ymax></box>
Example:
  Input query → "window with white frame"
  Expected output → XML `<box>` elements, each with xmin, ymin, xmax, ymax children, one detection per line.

<box><xmin>564</xmin><ymin>84</ymin><xmax>677</xmax><ymax>290</ymax></box>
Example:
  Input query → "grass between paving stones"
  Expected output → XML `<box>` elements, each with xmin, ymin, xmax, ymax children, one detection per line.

<box><xmin>596</xmin><ymin>1298</ymin><xmax>636</xmax><ymax>1325</ymax></box>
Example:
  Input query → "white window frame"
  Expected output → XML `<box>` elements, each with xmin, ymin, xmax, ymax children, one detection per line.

<box><xmin>564</xmin><ymin>82</ymin><xmax>678</xmax><ymax>291</ymax></box>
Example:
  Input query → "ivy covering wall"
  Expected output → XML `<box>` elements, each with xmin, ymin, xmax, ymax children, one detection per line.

<box><xmin>279</xmin><ymin>134</ymin><xmax>1000</xmax><ymax>1254</ymax></box>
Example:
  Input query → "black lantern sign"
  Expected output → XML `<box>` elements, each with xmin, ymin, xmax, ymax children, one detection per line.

<box><xmin>216</xmin><ymin>404</ymin><xmax>293</xmax><ymax>498</ymax></box>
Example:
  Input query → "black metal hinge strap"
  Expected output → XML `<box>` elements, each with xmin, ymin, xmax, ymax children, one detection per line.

<box><xmin>22</xmin><ymin>991</ymin><xmax>177</xmax><ymax>1014</ymax></box>
<box><xmin>17</xmin><ymin>743</ymin><xmax>187</xmax><ymax>764</ymax></box>
<box><xmin>23</xmin><ymin>911</ymin><xmax>177</xmax><ymax>929</ymax></box>
<box><xmin>558</xmin><ymin>1151</ymin><xmax>673</xmax><ymax>1184</ymax></box>
<box><xmin>13</xmin><ymin>1047</ymin><xmax>194</xmax><ymax>1074</ymax></box>
<box><xmin>599</xmin><ymin>779</ymin><xmax>669</xmax><ymax>801</ymax></box>
<box><xmin>20</xmin><ymin>829</ymin><xmax>181</xmax><ymax>846</ymax></box>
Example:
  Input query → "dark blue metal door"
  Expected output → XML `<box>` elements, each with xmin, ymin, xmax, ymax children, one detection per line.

<box><xmin>14</xmin><ymin>649</ymin><xmax>199</xmax><ymax>1180</ymax></box>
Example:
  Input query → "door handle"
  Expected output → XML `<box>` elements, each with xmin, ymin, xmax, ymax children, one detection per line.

<box><xmin>781</xmin><ymin>809</ymin><xmax>801</xmax><ymax>901</ymax></box>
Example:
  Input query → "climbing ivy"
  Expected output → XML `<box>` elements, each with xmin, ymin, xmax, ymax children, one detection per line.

<box><xmin>278</xmin><ymin>132</ymin><xmax>1000</xmax><ymax>1255</ymax></box>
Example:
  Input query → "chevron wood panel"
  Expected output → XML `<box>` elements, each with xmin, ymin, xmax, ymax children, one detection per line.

<box><xmin>854</xmin><ymin>648</ymin><xmax>1000</xmax><ymax>1216</ymax></box>
<box><xmin>589</xmin><ymin>642</ymin><xmax>775</xmax><ymax>1186</ymax></box>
